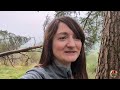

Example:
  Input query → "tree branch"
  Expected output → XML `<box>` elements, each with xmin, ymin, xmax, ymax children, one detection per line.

<box><xmin>0</xmin><ymin>45</ymin><xmax>42</xmax><ymax>57</ymax></box>
<box><xmin>83</xmin><ymin>11</ymin><xmax>93</xmax><ymax>30</ymax></box>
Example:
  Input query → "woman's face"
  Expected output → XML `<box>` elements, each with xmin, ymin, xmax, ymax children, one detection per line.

<box><xmin>52</xmin><ymin>22</ymin><xmax>82</xmax><ymax>65</ymax></box>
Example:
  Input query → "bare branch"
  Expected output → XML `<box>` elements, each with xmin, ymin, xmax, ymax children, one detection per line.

<box><xmin>7</xmin><ymin>55</ymin><xmax>14</xmax><ymax>67</ymax></box>
<box><xmin>0</xmin><ymin>45</ymin><xmax>42</xmax><ymax>57</ymax></box>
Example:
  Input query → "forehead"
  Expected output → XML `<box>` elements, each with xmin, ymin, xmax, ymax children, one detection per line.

<box><xmin>56</xmin><ymin>22</ymin><xmax>74</xmax><ymax>35</ymax></box>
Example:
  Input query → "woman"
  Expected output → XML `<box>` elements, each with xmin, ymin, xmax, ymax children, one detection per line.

<box><xmin>21</xmin><ymin>16</ymin><xmax>88</xmax><ymax>79</ymax></box>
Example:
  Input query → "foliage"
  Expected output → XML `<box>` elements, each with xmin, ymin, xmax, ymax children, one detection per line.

<box><xmin>55</xmin><ymin>11</ymin><xmax>81</xmax><ymax>18</ymax></box>
<box><xmin>0</xmin><ymin>30</ymin><xmax>31</xmax><ymax>52</ymax></box>
<box><xmin>86</xmin><ymin>50</ymin><xmax>98</xmax><ymax>79</ymax></box>
<box><xmin>81</xmin><ymin>11</ymin><xmax>103</xmax><ymax>52</ymax></box>
<box><xmin>0</xmin><ymin>65</ymin><xmax>34</xmax><ymax>79</ymax></box>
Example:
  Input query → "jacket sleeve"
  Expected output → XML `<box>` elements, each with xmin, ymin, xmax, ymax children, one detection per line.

<box><xmin>20</xmin><ymin>68</ymin><xmax>45</xmax><ymax>79</ymax></box>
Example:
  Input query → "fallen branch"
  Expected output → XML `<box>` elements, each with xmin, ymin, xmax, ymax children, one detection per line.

<box><xmin>0</xmin><ymin>45</ymin><xmax>42</xmax><ymax>57</ymax></box>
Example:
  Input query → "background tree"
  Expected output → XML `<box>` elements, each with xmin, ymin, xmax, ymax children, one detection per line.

<box><xmin>0</xmin><ymin>30</ymin><xmax>31</xmax><ymax>52</ymax></box>
<box><xmin>43</xmin><ymin>14</ymin><xmax>51</xmax><ymax>33</ymax></box>
<box><xmin>95</xmin><ymin>11</ymin><xmax>120</xmax><ymax>79</ymax></box>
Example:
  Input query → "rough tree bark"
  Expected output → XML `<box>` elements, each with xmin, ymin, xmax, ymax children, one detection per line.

<box><xmin>95</xmin><ymin>11</ymin><xmax>120</xmax><ymax>79</ymax></box>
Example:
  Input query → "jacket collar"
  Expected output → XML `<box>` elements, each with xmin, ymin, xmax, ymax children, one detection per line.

<box><xmin>51</xmin><ymin>59</ymin><xmax>73</xmax><ymax>79</ymax></box>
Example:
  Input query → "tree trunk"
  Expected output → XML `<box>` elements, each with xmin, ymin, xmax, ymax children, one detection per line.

<box><xmin>95</xmin><ymin>11</ymin><xmax>120</xmax><ymax>79</ymax></box>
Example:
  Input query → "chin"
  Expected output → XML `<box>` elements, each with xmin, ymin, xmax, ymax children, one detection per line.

<box><xmin>66</xmin><ymin>58</ymin><xmax>77</xmax><ymax>62</ymax></box>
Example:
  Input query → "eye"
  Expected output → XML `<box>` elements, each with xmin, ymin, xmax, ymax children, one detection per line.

<box><xmin>59</xmin><ymin>37</ymin><xmax>66</xmax><ymax>40</ymax></box>
<box><xmin>58</xmin><ymin>36</ymin><xmax>67</xmax><ymax>40</ymax></box>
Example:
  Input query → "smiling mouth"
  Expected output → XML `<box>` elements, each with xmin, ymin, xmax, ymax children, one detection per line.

<box><xmin>64</xmin><ymin>51</ymin><xmax>76</xmax><ymax>53</ymax></box>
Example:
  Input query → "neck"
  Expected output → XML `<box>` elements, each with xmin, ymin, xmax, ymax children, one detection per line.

<box><xmin>54</xmin><ymin>59</ymin><xmax>71</xmax><ymax>71</ymax></box>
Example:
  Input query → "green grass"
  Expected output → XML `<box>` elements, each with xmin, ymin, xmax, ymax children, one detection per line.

<box><xmin>0</xmin><ymin>65</ymin><xmax>34</xmax><ymax>79</ymax></box>
<box><xmin>0</xmin><ymin>51</ymin><xmax>98</xmax><ymax>79</ymax></box>
<box><xmin>86</xmin><ymin>51</ymin><xmax>98</xmax><ymax>79</ymax></box>
<box><xmin>0</xmin><ymin>51</ymin><xmax>40</xmax><ymax>79</ymax></box>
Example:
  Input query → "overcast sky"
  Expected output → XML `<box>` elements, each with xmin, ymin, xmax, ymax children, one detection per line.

<box><xmin>0</xmin><ymin>11</ymin><xmax>55</xmax><ymax>42</ymax></box>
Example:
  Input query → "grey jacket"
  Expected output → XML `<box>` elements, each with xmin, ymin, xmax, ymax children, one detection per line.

<box><xmin>20</xmin><ymin>61</ymin><xmax>73</xmax><ymax>79</ymax></box>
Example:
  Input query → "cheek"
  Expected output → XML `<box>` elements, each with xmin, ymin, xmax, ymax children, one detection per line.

<box><xmin>52</xmin><ymin>41</ymin><xmax>64</xmax><ymax>54</ymax></box>
<box><xmin>77</xmin><ymin>42</ymin><xmax>82</xmax><ymax>52</ymax></box>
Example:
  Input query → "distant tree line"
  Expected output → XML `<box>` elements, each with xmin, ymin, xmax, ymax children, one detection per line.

<box><xmin>0</xmin><ymin>30</ymin><xmax>31</xmax><ymax>53</ymax></box>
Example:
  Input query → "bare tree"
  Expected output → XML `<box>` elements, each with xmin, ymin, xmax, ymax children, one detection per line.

<box><xmin>43</xmin><ymin>14</ymin><xmax>50</xmax><ymax>33</ymax></box>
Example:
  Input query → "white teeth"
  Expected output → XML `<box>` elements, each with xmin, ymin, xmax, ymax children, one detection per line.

<box><xmin>65</xmin><ymin>51</ymin><xmax>75</xmax><ymax>53</ymax></box>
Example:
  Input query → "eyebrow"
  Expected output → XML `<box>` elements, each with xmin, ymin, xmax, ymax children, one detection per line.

<box><xmin>56</xmin><ymin>32</ymin><xmax>68</xmax><ymax>36</ymax></box>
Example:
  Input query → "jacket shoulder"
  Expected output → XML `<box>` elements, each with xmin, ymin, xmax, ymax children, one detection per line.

<box><xmin>20</xmin><ymin>67</ymin><xmax>50</xmax><ymax>79</ymax></box>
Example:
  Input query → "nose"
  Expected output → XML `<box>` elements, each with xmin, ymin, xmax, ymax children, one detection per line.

<box><xmin>67</xmin><ymin>38</ymin><xmax>76</xmax><ymax>48</ymax></box>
